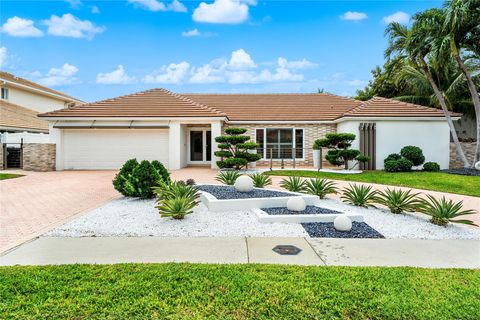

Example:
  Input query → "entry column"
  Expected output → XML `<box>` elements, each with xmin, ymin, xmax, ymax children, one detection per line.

<box><xmin>210</xmin><ymin>121</ymin><xmax>222</xmax><ymax>169</ymax></box>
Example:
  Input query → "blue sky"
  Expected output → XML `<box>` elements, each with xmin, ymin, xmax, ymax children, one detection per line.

<box><xmin>1</xmin><ymin>0</ymin><xmax>441</xmax><ymax>102</ymax></box>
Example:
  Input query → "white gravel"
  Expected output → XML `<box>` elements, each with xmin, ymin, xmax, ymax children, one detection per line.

<box><xmin>45</xmin><ymin>197</ymin><xmax>480</xmax><ymax>240</ymax></box>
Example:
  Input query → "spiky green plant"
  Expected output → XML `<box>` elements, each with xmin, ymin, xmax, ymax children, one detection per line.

<box><xmin>153</xmin><ymin>180</ymin><xmax>200</xmax><ymax>220</ymax></box>
<box><xmin>249</xmin><ymin>173</ymin><xmax>272</xmax><ymax>188</ymax></box>
<box><xmin>416</xmin><ymin>195</ymin><xmax>477</xmax><ymax>226</ymax></box>
<box><xmin>216</xmin><ymin>170</ymin><xmax>242</xmax><ymax>185</ymax></box>
<box><xmin>340</xmin><ymin>184</ymin><xmax>377</xmax><ymax>207</ymax></box>
<box><xmin>157</xmin><ymin>197</ymin><xmax>198</xmax><ymax>220</ymax></box>
<box><xmin>280</xmin><ymin>176</ymin><xmax>307</xmax><ymax>193</ymax></box>
<box><xmin>375</xmin><ymin>188</ymin><xmax>421</xmax><ymax>214</ymax></box>
<box><xmin>305</xmin><ymin>178</ymin><xmax>337</xmax><ymax>199</ymax></box>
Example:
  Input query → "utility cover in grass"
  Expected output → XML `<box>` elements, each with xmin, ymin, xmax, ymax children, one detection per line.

<box><xmin>263</xmin><ymin>206</ymin><xmax>340</xmax><ymax>215</ymax></box>
<box><xmin>302</xmin><ymin>222</ymin><xmax>384</xmax><ymax>238</ymax></box>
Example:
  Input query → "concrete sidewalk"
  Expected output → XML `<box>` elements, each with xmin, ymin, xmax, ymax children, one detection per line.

<box><xmin>1</xmin><ymin>237</ymin><xmax>478</xmax><ymax>268</ymax></box>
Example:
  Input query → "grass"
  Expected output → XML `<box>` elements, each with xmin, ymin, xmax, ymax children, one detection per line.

<box><xmin>267</xmin><ymin>170</ymin><xmax>480</xmax><ymax>197</ymax></box>
<box><xmin>1</xmin><ymin>264</ymin><xmax>479</xmax><ymax>319</ymax></box>
<box><xmin>0</xmin><ymin>173</ymin><xmax>22</xmax><ymax>181</ymax></box>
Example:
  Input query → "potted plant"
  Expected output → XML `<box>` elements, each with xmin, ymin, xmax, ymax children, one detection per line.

<box><xmin>312</xmin><ymin>141</ymin><xmax>322</xmax><ymax>169</ymax></box>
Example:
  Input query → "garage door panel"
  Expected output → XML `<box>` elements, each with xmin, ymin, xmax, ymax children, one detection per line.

<box><xmin>63</xmin><ymin>129</ymin><xmax>169</xmax><ymax>169</ymax></box>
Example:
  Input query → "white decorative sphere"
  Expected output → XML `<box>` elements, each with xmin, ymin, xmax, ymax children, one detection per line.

<box><xmin>334</xmin><ymin>215</ymin><xmax>352</xmax><ymax>232</ymax></box>
<box><xmin>287</xmin><ymin>197</ymin><xmax>306</xmax><ymax>212</ymax></box>
<box><xmin>234</xmin><ymin>175</ymin><xmax>254</xmax><ymax>192</ymax></box>
<box><xmin>475</xmin><ymin>161</ymin><xmax>480</xmax><ymax>170</ymax></box>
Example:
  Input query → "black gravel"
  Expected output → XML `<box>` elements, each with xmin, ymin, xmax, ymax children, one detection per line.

<box><xmin>197</xmin><ymin>185</ymin><xmax>293</xmax><ymax>200</ymax></box>
<box><xmin>302</xmin><ymin>222</ymin><xmax>384</xmax><ymax>238</ymax></box>
<box><xmin>263</xmin><ymin>206</ymin><xmax>340</xmax><ymax>215</ymax></box>
<box><xmin>442</xmin><ymin>168</ymin><xmax>480</xmax><ymax>176</ymax></box>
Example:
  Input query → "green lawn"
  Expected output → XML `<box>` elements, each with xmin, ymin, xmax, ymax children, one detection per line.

<box><xmin>267</xmin><ymin>170</ymin><xmax>480</xmax><ymax>197</ymax></box>
<box><xmin>0</xmin><ymin>173</ymin><xmax>22</xmax><ymax>181</ymax></box>
<box><xmin>1</xmin><ymin>264</ymin><xmax>479</xmax><ymax>319</ymax></box>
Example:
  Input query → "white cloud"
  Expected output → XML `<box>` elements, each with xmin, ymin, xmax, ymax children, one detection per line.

<box><xmin>43</xmin><ymin>14</ymin><xmax>105</xmax><ymax>39</ymax></box>
<box><xmin>144</xmin><ymin>61</ymin><xmax>191</xmax><ymax>84</ymax></box>
<box><xmin>0</xmin><ymin>47</ymin><xmax>8</xmax><ymax>68</ymax></box>
<box><xmin>278</xmin><ymin>58</ymin><xmax>317</xmax><ymax>70</ymax></box>
<box><xmin>128</xmin><ymin>0</ymin><xmax>187</xmax><ymax>12</ymax></box>
<box><xmin>190</xmin><ymin>64</ymin><xmax>225</xmax><ymax>83</ymax></box>
<box><xmin>1</xmin><ymin>16</ymin><xmax>43</xmax><ymax>37</ymax></box>
<box><xmin>96</xmin><ymin>65</ymin><xmax>136</xmax><ymax>84</ymax></box>
<box><xmin>228</xmin><ymin>48</ymin><xmax>256</xmax><ymax>70</ymax></box>
<box><xmin>193</xmin><ymin>0</ymin><xmax>252</xmax><ymax>24</ymax></box>
<box><xmin>65</xmin><ymin>0</ymin><xmax>82</xmax><ymax>9</ymax></box>
<box><xmin>181</xmin><ymin>28</ymin><xmax>217</xmax><ymax>37</ymax></box>
<box><xmin>383</xmin><ymin>11</ymin><xmax>410</xmax><ymax>24</ymax></box>
<box><xmin>347</xmin><ymin>79</ymin><xmax>367</xmax><ymax>87</ymax></box>
<box><xmin>91</xmin><ymin>6</ymin><xmax>100</xmax><ymax>14</ymax></box>
<box><xmin>38</xmin><ymin>63</ymin><xmax>80</xmax><ymax>86</ymax></box>
<box><xmin>340</xmin><ymin>11</ymin><xmax>368</xmax><ymax>21</ymax></box>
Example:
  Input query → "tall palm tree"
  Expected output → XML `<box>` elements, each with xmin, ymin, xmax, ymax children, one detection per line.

<box><xmin>443</xmin><ymin>0</ymin><xmax>480</xmax><ymax>164</ymax></box>
<box><xmin>385</xmin><ymin>21</ymin><xmax>471</xmax><ymax>167</ymax></box>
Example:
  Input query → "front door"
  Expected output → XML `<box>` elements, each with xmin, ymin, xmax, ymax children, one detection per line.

<box><xmin>188</xmin><ymin>129</ymin><xmax>211</xmax><ymax>164</ymax></box>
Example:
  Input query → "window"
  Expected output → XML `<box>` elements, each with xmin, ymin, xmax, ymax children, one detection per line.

<box><xmin>256</xmin><ymin>128</ymin><xmax>304</xmax><ymax>159</ymax></box>
<box><xmin>1</xmin><ymin>88</ymin><xmax>8</xmax><ymax>100</ymax></box>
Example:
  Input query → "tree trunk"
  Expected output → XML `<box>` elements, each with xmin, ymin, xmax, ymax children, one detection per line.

<box><xmin>418</xmin><ymin>57</ymin><xmax>471</xmax><ymax>168</ymax></box>
<box><xmin>451</xmin><ymin>42</ymin><xmax>480</xmax><ymax>166</ymax></box>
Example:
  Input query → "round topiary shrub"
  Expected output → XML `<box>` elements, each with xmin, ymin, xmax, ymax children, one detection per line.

<box><xmin>384</xmin><ymin>160</ymin><xmax>400</xmax><ymax>172</ymax></box>
<box><xmin>151</xmin><ymin>160</ymin><xmax>171</xmax><ymax>183</ymax></box>
<box><xmin>397</xmin><ymin>158</ymin><xmax>413</xmax><ymax>172</ymax></box>
<box><xmin>384</xmin><ymin>153</ymin><xmax>402</xmax><ymax>165</ymax></box>
<box><xmin>400</xmin><ymin>146</ymin><xmax>425</xmax><ymax>166</ymax></box>
<box><xmin>423</xmin><ymin>162</ymin><xmax>440</xmax><ymax>172</ymax></box>
<box><xmin>113</xmin><ymin>158</ymin><xmax>139</xmax><ymax>196</ymax></box>
<box><xmin>124</xmin><ymin>160</ymin><xmax>161</xmax><ymax>199</ymax></box>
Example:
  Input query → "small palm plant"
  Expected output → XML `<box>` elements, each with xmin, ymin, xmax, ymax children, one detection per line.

<box><xmin>280</xmin><ymin>176</ymin><xmax>307</xmax><ymax>193</ymax></box>
<box><xmin>305</xmin><ymin>178</ymin><xmax>337</xmax><ymax>199</ymax></box>
<box><xmin>249</xmin><ymin>173</ymin><xmax>272</xmax><ymax>188</ymax></box>
<box><xmin>341</xmin><ymin>184</ymin><xmax>377</xmax><ymax>207</ymax></box>
<box><xmin>216</xmin><ymin>170</ymin><xmax>241</xmax><ymax>185</ymax></box>
<box><xmin>416</xmin><ymin>195</ymin><xmax>477</xmax><ymax>227</ymax></box>
<box><xmin>153</xmin><ymin>180</ymin><xmax>200</xmax><ymax>220</ymax></box>
<box><xmin>375</xmin><ymin>188</ymin><xmax>421</xmax><ymax>214</ymax></box>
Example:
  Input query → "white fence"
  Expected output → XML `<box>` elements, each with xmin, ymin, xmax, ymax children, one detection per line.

<box><xmin>0</xmin><ymin>132</ymin><xmax>50</xmax><ymax>144</ymax></box>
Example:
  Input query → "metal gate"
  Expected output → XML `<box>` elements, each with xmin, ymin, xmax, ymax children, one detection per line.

<box><xmin>2</xmin><ymin>139</ymin><xmax>23</xmax><ymax>169</ymax></box>
<box><xmin>359</xmin><ymin>123</ymin><xmax>376</xmax><ymax>170</ymax></box>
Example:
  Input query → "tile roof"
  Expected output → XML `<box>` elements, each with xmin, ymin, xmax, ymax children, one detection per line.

<box><xmin>0</xmin><ymin>71</ymin><xmax>81</xmax><ymax>102</ymax></box>
<box><xmin>343</xmin><ymin>96</ymin><xmax>460</xmax><ymax>118</ymax></box>
<box><xmin>39</xmin><ymin>88</ymin><xmax>227</xmax><ymax>118</ymax></box>
<box><xmin>0</xmin><ymin>100</ymin><xmax>49</xmax><ymax>132</ymax></box>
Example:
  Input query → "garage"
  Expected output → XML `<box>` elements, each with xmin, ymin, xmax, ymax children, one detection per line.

<box><xmin>62</xmin><ymin>129</ymin><xmax>169</xmax><ymax>170</ymax></box>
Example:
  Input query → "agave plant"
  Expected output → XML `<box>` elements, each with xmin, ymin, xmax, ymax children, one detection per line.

<box><xmin>216</xmin><ymin>170</ymin><xmax>241</xmax><ymax>185</ymax></box>
<box><xmin>416</xmin><ymin>195</ymin><xmax>477</xmax><ymax>227</ymax></box>
<box><xmin>153</xmin><ymin>180</ymin><xmax>200</xmax><ymax>219</ymax></box>
<box><xmin>340</xmin><ymin>184</ymin><xmax>377</xmax><ymax>207</ymax></box>
<box><xmin>375</xmin><ymin>188</ymin><xmax>421</xmax><ymax>214</ymax></box>
<box><xmin>249</xmin><ymin>173</ymin><xmax>272</xmax><ymax>188</ymax></box>
<box><xmin>305</xmin><ymin>178</ymin><xmax>337</xmax><ymax>199</ymax></box>
<box><xmin>157</xmin><ymin>197</ymin><xmax>198</xmax><ymax>220</ymax></box>
<box><xmin>280</xmin><ymin>176</ymin><xmax>307</xmax><ymax>193</ymax></box>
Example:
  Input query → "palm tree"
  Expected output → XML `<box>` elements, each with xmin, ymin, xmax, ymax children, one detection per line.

<box><xmin>385</xmin><ymin>21</ymin><xmax>471</xmax><ymax>167</ymax></box>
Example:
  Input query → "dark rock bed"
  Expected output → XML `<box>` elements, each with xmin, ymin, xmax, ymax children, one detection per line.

<box><xmin>442</xmin><ymin>168</ymin><xmax>480</xmax><ymax>176</ymax></box>
<box><xmin>302</xmin><ymin>222</ymin><xmax>384</xmax><ymax>239</ymax></box>
<box><xmin>263</xmin><ymin>206</ymin><xmax>340</xmax><ymax>215</ymax></box>
<box><xmin>197</xmin><ymin>185</ymin><xmax>292</xmax><ymax>200</ymax></box>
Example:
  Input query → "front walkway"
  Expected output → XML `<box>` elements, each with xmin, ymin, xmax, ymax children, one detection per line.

<box><xmin>0</xmin><ymin>170</ymin><xmax>119</xmax><ymax>253</ymax></box>
<box><xmin>1</xmin><ymin>237</ymin><xmax>478</xmax><ymax>268</ymax></box>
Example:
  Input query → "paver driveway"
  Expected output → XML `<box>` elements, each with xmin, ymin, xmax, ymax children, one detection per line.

<box><xmin>0</xmin><ymin>171</ymin><xmax>119</xmax><ymax>253</ymax></box>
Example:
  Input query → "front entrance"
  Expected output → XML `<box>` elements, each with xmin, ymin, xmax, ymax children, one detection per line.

<box><xmin>188</xmin><ymin>129</ymin><xmax>211</xmax><ymax>164</ymax></box>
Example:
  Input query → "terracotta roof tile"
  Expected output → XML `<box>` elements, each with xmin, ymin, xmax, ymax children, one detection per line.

<box><xmin>0</xmin><ymin>100</ymin><xmax>49</xmax><ymax>132</ymax></box>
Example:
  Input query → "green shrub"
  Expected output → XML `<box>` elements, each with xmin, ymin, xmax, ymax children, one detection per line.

<box><xmin>280</xmin><ymin>176</ymin><xmax>307</xmax><ymax>193</ymax></box>
<box><xmin>216</xmin><ymin>170</ymin><xmax>242</xmax><ymax>185</ymax></box>
<box><xmin>113</xmin><ymin>158</ymin><xmax>138</xmax><ymax>196</ymax></box>
<box><xmin>416</xmin><ymin>195</ymin><xmax>477</xmax><ymax>226</ymax></box>
<box><xmin>397</xmin><ymin>158</ymin><xmax>413</xmax><ymax>171</ymax></box>
<box><xmin>375</xmin><ymin>188</ymin><xmax>420</xmax><ymax>214</ymax></box>
<box><xmin>156</xmin><ymin>197</ymin><xmax>198</xmax><ymax>220</ymax></box>
<box><xmin>124</xmin><ymin>160</ymin><xmax>160</xmax><ymax>199</ymax></box>
<box><xmin>340</xmin><ymin>184</ymin><xmax>377</xmax><ymax>207</ymax></box>
<box><xmin>400</xmin><ymin>146</ymin><xmax>425</xmax><ymax>166</ymax></box>
<box><xmin>153</xmin><ymin>180</ymin><xmax>200</xmax><ymax>220</ymax></box>
<box><xmin>384</xmin><ymin>153</ymin><xmax>402</xmax><ymax>165</ymax></box>
<box><xmin>314</xmin><ymin>133</ymin><xmax>368</xmax><ymax>169</ymax></box>
<box><xmin>151</xmin><ymin>160</ymin><xmax>170</xmax><ymax>183</ymax></box>
<box><xmin>214</xmin><ymin>127</ymin><xmax>261</xmax><ymax>169</ymax></box>
<box><xmin>305</xmin><ymin>178</ymin><xmax>337</xmax><ymax>199</ymax></box>
<box><xmin>423</xmin><ymin>162</ymin><xmax>440</xmax><ymax>172</ymax></box>
<box><xmin>384</xmin><ymin>160</ymin><xmax>400</xmax><ymax>172</ymax></box>
<box><xmin>249</xmin><ymin>173</ymin><xmax>272</xmax><ymax>188</ymax></box>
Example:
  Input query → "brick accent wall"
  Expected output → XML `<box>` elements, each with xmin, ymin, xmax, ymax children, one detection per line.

<box><xmin>222</xmin><ymin>123</ymin><xmax>337</xmax><ymax>166</ymax></box>
<box><xmin>449</xmin><ymin>142</ymin><xmax>476</xmax><ymax>168</ymax></box>
<box><xmin>0</xmin><ymin>143</ymin><xmax>3</xmax><ymax>170</ymax></box>
<box><xmin>22</xmin><ymin>143</ymin><xmax>56</xmax><ymax>171</ymax></box>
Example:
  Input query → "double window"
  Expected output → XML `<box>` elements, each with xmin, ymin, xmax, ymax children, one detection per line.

<box><xmin>1</xmin><ymin>88</ymin><xmax>8</xmax><ymax>100</ymax></box>
<box><xmin>256</xmin><ymin>128</ymin><xmax>304</xmax><ymax>159</ymax></box>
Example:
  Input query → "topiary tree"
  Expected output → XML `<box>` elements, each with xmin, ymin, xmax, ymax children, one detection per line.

<box><xmin>400</xmin><ymin>146</ymin><xmax>425</xmax><ymax>166</ymax></box>
<box><xmin>113</xmin><ymin>158</ymin><xmax>138</xmax><ymax>196</ymax></box>
<box><xmin>124</xmin><ymin>160</ymin><xmax>160</xmax><ymax>199</ymax></box>
<box><xmin>151</xmin><ymin>160</ymin><xmax>171</xmax><ymax>183</ymax></box>
<box><xmin>214</xmin><ymin>127</ymin><xmax>261</xmax><ymax>170</ymax></box>
<box><xmin>314</xmin><ymin>133</ymin><xmax>369</xmax><ymax>170</ymax></box>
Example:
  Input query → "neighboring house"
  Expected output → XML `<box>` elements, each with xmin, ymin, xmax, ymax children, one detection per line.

<box><xmin>39</xmin><ymin>88</ymin><xmax>460</xmax><ymax>170</ymax></box>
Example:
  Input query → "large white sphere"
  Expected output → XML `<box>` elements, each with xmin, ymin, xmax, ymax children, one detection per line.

<box><xmin>234</xmin><ymin>175</ymin><xmax>254</xmax><ymax>192</ymax></box>
<box><xmin>475</xmin><ymin>161</ymin><xmax>480</xmax><ymax>170</ymax></box>
<box><xmin>334</xmin><ymin>215</ymin><xmax>352</xmax><ymax>232</ymax></box>
<box><xmin>287</xmin><ymin>197</ymin><xmax>306</xmax><ymax>212</ymax></box>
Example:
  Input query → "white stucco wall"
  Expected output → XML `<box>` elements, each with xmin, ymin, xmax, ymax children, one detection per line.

<box><xmin>337</xmin><ymin>119</ymin><xmax>451</xmax><ymax>169</ymax></box>
<box><xmin>5</xmin><ymin>87</ymin><xmax>71</xmax><ymax>113</ymax></box>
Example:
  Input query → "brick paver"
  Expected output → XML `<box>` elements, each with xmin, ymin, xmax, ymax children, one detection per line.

<box><xmin>1</xmin><ymin>171</ymin><xmax>119</xmax><ymax>253</ymax></box>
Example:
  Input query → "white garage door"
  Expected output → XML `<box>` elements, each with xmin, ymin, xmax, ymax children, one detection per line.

<box><xmin>63</xmin><ymin>129</ymin><xmax>169</xmax><ymax>169</ymax></box>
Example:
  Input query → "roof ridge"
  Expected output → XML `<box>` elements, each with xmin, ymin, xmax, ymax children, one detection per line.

<box><xmin>164</xmin><ymin>89</ymin><xmax>227</xmax><ymax>117</ymax></box>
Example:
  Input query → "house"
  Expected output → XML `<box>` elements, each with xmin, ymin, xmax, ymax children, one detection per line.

<box><xmin>38</xmin><ymin>88</ymin><xmax>459</xmax><ymax>171</ymax></box>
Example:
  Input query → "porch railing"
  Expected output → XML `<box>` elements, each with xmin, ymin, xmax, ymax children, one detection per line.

<box><xmin>252</xmin><ymin>147</ymin><xmax>323</xmax><ymax>171</ymax></box>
